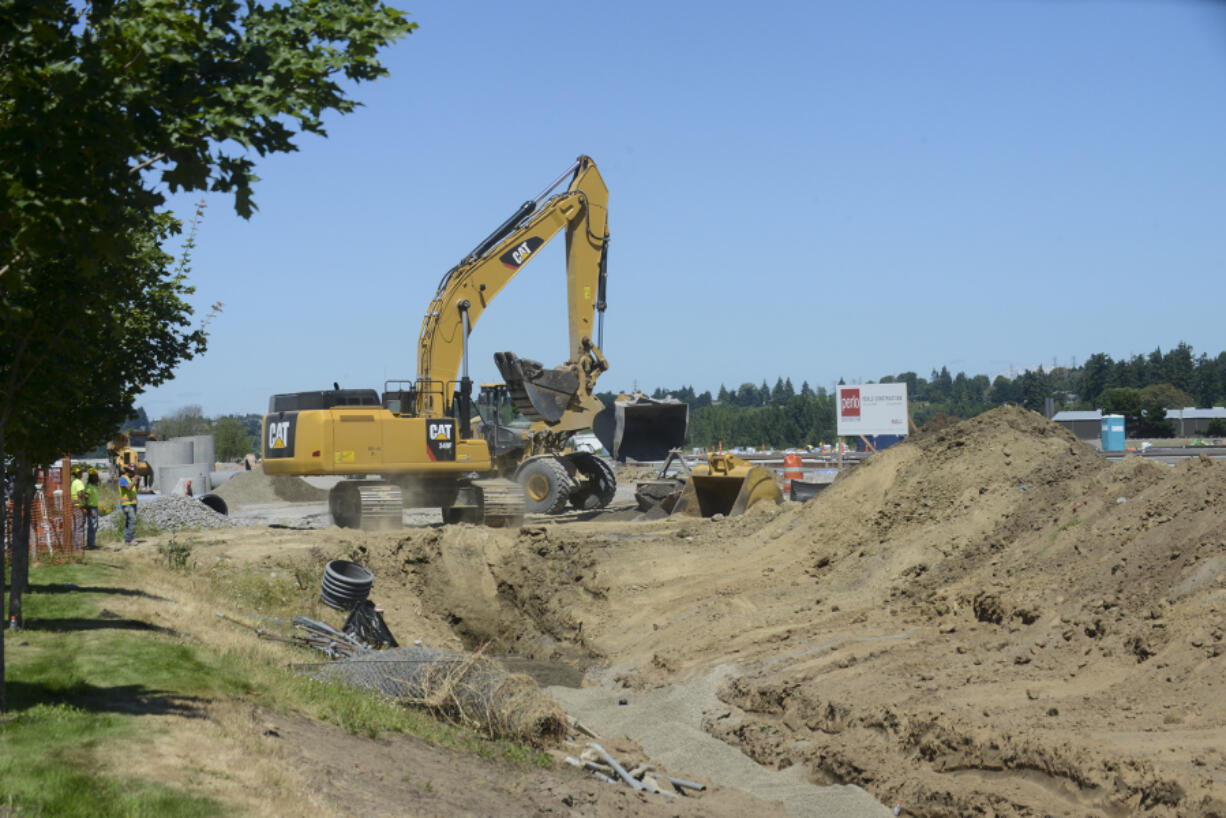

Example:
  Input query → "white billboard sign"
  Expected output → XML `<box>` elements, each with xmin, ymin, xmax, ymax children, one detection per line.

<box><xmin>836</xmin><ymin>383</ymin><xmax>909</xmax><ymax>437</ymax></box>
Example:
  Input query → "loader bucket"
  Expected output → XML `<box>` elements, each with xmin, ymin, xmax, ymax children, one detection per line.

<box><xmin>593</xmin><ymin>396</ymin><xmax>689</xmax><ymax>462</ymax></box>
<box><xmin>494</xmin><ymin>351</ymin><xmax>579</xmax><ymax>424</ymax></box>
<box><xmin>671</xmin><ymin>454</ymin><xmax>783</xmax><ymax>518</ymax></box>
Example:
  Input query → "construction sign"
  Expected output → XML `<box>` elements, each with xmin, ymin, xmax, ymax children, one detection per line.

<box><xmin>837</xmin><ymin>383</ymin><xmax>909</xmax><ymax>437</ymax></box>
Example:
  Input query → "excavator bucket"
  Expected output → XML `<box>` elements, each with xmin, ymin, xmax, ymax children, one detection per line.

<box><xmin>593</xmin><ymin>394</ymin><xmax>689</xmax><ymax>462</ymax></box>
<box><xmin>494</xmin><ymin>351</ymin><xmax>579</xmax><ymax>424</ymax></box>
<box><xmin>671</xmin><ymin>453</ymin><xmax>783</xmax><ymax>518</ymax></box>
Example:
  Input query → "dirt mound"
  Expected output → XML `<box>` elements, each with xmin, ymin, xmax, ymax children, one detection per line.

<box><xmin>211</xmin><ymin>466</ymin><xmax>327</xmax><ymax>508</ymax></box>
<box><xmin>755</xmin><ymin>406</ymin><xmax>1106</xmax><ymax>609</ymax></box>
<box><xmin>709</xmin><ymin>410</ymin><xmax>1226</xmax><ymax>816</ymax></box>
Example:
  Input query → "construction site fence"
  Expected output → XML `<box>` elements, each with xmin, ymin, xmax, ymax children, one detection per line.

<box><xmin>3</xmin><ymin>462</ymin><xmax>86</xmax><ymax>564</ymax></box>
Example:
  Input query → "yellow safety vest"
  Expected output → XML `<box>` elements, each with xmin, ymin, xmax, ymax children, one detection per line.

<box><xmin>119</xmin><ymin>475</ymin><xmax>138</xmax><ymax>506</ymax></box>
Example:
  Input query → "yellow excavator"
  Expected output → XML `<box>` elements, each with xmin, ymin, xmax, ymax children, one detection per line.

<box><xmin>262</xmin><ymin>156</ymin><xmax>684</xmax><ymax>527</ymax></box>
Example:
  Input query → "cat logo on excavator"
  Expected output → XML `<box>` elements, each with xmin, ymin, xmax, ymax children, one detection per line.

<box><xmin>426</xmin><ymin>420</ymin><xmax>455</xmax><ymax>462</ymax></box>
<box><xmin>269</xmin><ymin>421</ymin><xmax>290</xmax><ymax>449</ymax></box>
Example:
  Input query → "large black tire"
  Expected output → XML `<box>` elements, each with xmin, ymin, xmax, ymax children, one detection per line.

<box><xmin>568</xmin><ymin>452</ymin><xmax>617</xmax><ymax>510</ymax></box>
<box><xmin>516</xmin><ymin>457</ymin><xmax>572</xmax><ymax>514</ymax></box>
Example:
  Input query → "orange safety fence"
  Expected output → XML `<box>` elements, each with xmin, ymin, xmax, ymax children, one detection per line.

<box><xmin>3</xmin><ymin>462</ymin><xmax>85</xmax><ymax>564</ymax></box>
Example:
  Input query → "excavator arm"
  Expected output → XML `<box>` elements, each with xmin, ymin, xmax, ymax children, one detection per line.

<box><xmin>414</xmin><ymin>155</ymin><xmax>610</xmax><ymax>428</ymax></box>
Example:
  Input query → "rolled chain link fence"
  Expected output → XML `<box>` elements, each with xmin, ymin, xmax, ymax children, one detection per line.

<box><xmin>298</xmin><ymin>646</ymin><xmax>567</xmax><ymax>746</ymax></box>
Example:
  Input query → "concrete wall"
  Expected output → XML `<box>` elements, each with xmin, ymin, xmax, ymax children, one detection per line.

<box><xmin>156</xmin><ymin>463</ymin><xmax>212</xmax><ymax>495</ymax></box>
<box><xmin>144</xmin><ymin>435</ymin><xmax>218</xmax><ymax>491</ymax></box>
<box><xmin>187</xmin><ymin>434</ymin><xmax>215</xmax><ymax>468</ymax></box>
<box><xmin>145</xmin><ymin>439</ymin><xmax>194</xmax><ymax>470</ymax></box>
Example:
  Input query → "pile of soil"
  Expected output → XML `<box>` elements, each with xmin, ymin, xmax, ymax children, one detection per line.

<box><xmin>211</xmin><ymin>466</ymin><xmax>327</xmax><ymax>508</ymax></box>
<box><xmin>709</xmin><ymin>407</ymin><xmax>1226</xmax><ymax>817</ymax></box>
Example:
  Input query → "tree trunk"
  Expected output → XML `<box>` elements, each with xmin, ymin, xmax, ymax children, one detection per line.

<box><xmin>1</xmin><ymin>431</ymin><xmax>6</xmax><ymax>714</ymax></box>
<box><xmin>8</xmin><ymin>456</ymin><xmax>32</xmax><ymax>629</ymax></box>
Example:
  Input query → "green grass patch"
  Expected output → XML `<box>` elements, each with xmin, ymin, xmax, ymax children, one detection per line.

<box><xmin>4</xmin><ymin>555</ymin><xmax>552</xmax><ymax>817</ymax></box>
<box><xmin>0</xmin><ymin>703</ymin><xmax>222</xmax><ymax>817</ymax></box>
<box><xmin>2</xmin><ymin>561</ymin><xmax>239</xmax><ymax>815</ymax></box>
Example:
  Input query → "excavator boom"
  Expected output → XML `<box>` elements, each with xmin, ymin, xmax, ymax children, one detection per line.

<box><xmin>415</xmin><ymin>155</ymin><xmax>610</xmax><ymax>423</ymax></box>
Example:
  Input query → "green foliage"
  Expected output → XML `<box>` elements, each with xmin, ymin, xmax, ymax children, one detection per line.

<box><xmin>1</xmin><ymin>0</ymin><xmax>416</xmax><ymax>265</ymax></box>
<box><xmin>0</xmin><ymin>0</ymin><xmax>416</xmax><ymax>557</ymax></box>
<box><xmin>153</xmin><ymin>404</ymin><xmax>210</xmax><ymax>439</ymax></box>
<box><xmin>1207</xmin><ymin>418</ymin><xmax>1226</xmax><ymax>436</ymax></box>
<box><xmin>2</xmin><ymin>211</ymin><xmax>209</xmax><ymax>466</ymax></box>
<box><xmin>211</xmin><ymin>415</ymin><xmax>253</xmax><ymax>460</ymax></box>
<box><xmin>156</xmin><ymin>536</ymin><xmax>193</xmax><ymax>571</ymax></box>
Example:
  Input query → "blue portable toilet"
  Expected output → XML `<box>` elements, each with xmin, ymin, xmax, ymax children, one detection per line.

<box><xmin>1101</xmin><ymin>414</ymin><xmax>1125</xmax><ymax>451</ymax></box>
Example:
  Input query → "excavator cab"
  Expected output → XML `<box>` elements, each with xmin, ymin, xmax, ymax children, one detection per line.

<box><xmin>476</xmin><ymin>385</ymin><xmax>529</xmax><ymax>458</ymax></box>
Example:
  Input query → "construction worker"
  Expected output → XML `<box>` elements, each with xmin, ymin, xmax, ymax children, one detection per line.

<box><xmin>83</xmin><ymin>468</ymin><xmax>101</xmax><ymax>549</ymax></box>
<box><xmin>119</xmin><ymin>463</ymin><xmax>139</xmax><ymax>544</ymax></box>
<box><xmin>70</xmin><ymin>466</ymin><xmax>86</xmax><ymax>546</ymax></box>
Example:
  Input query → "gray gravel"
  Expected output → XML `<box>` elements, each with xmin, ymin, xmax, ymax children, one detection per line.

<box><xmin>98</xmin><ymin>494</ymin><xmax>239</xmax><ymax>533</ymax></box>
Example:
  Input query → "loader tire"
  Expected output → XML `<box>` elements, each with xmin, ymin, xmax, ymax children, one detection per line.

<box><xmin>568</xmin><ymin>452</ymin><xmax>617</xmax><ymax>510</ymax></box>
<box><xmin>517</xmin><ymin>457</ymin><xmax>572</xmax><ymax>514</ymax></box>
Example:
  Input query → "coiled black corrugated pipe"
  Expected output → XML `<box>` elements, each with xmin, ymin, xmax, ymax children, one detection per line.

<box><xmin>320</xmin><ymin>560</ymin><xmax>374</xmax><ymax>610</ymax></box>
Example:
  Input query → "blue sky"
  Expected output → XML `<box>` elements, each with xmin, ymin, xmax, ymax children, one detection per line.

<box><xmin>147</xmin><ymin>0</ymin><xmax>1226</xmax><ymax>420</ymax></box>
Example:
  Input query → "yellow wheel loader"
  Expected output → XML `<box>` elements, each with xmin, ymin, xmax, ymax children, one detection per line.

<box><xmin>107</xmin><ymin>431</ymin><xmax>154</xmax><ymax>490</ymax></box>
<box><xmin>262</xmin><ymin>156</ymin><xmax>684</xmax><ymax>528</ymax></box>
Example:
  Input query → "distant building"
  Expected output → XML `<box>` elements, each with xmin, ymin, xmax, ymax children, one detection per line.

<box><xmin>1053</xmin><ymin>407</ymin><xmax>1226</xmax><ymax>440</ymax></box>
<box><xmin>1169</xmin><ymin>407</ymin><xmax>1226</xmax><ymax>437</ymax></box>
<box><xmin>1052</xmin><ymin>410</ymin><xmax>1102</xmax><ymax>440</ymax></box>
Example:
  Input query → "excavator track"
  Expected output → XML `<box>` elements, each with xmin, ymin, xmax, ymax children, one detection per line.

<box><xmin>473</xmin><ymin>478</ymin><xmax>525</xmax><ymax>528</ymax></box>
<box><xmin>328</xmin><ymin>480</ymin><xmax>403</xmax><ymax>530</ymax></box>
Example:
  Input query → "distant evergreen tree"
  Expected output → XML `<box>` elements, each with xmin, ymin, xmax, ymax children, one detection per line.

<box><xmin>771</xmin><ymin>377</ymin><xmax>787</xmax><ymax>405</ymax></box>
<box><xmin>1018</xmin><ymin>368</ymin><xmax>1050</xmax><ymax>413</ymax></box>
<box><xmin>1166</xmin><ymin>342</ymin><xmax>1195</xmax><ymax>393</ymax></box>
<box><xmin>897</xmin><ymin>372</ymin><xmax>919</xmax><ymax>399</ymax></box>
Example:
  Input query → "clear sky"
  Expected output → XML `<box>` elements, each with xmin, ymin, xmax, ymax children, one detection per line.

<box><xmin>146</xmin><ymin>0</ymin><xmax>1226</xmax><ymax>420</ymax></box>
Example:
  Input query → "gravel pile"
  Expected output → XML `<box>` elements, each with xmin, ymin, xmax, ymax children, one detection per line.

<box><xmin>98</xmin><ymin>495</ymin><xmax>240</xmax><ymax>532</ymax></box>
<box><xmin>211</xmin><ymin>466</ymin><xmax>327</xmax><ymax>508</ymax></box>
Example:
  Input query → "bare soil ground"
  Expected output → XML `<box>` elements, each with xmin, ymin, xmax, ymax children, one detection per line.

<box><xmin>103</xmin><ymin>406</ymin><xmax>1226</xmax><ymax>816</ymax></box>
